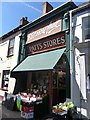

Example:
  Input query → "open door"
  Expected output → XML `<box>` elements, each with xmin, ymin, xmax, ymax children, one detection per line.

<box><xmin>52</xmin><ymin>55</ymin><xmax>66</xmax><ymax>105</ymax></box>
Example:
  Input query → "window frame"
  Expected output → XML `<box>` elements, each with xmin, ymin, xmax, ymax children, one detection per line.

<box><xmin>2</xmin><ymin>70</ymin><xmax>10</xmax><ymax>91</ymax></box>
<box><xmin>82</xmin><ymin>16</ymin><xmax>90</xmax><ymax>41</ymax></box>
<box><xmin>7</xmin><ymin>37</ymin><xmax>15</xmax><ymax>57</ymax></box>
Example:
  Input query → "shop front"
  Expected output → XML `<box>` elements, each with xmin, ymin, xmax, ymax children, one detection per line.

<box><xmin>11</xmin><ymin>2</ymin><xmax>77</xmax><ymax>115</ymax></box>
<box><xmin>11</xmin><ymin>12</ymin><xmax>68</xmax><ymax>114</ymax></box>
<box><xmin>12</xmin><ymin>31</ymin><xmax>66</xmax><ymax>112</ymax></box>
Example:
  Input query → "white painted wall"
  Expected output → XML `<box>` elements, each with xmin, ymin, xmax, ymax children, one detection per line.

<box><xmin>72</xmin><ymin>9</ymin><xmax>90</xmax><ymax>118</ymax></box>
<box><xmin>79</xmin><ymin>54</ymin><xmax>87</xmax><ymax>117</ymax></box>
<box><xmin>0</xmin><ymin>41</ymin><xmax>8</xmax><ymax>88</ymax></box>
<box><xmin>0</xmin><ymin>32</ymin><xmax>21</xmax><ymax>94</ymax></box>
<box><xmin>73</xmin><ymin>48</ymin><xmax>81</xmax><ymax>108</ymax></box>
<box><xmin>10</xmin><ymin>35</ymin><xmax>21</xmax><ymax>69</ymax></box>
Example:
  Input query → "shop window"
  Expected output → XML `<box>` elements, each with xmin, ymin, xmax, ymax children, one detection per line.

<box><xmin>53</xmin><ymin>71</ymin><xmax>66</xmax><ymax>88</ymax></box>
<box><xmin>82</xmin><ymin>16</ymin><xmax>90</xmax><ymax>41</ymax></box>
<box><xmin>31</xmin><ymin>72</ymin><xmax>49</xmax><ymax>96</ymax></box>
<box><xmin>8</xmin><ymin>38</ymin><xmax>15</xmax><ymax>56</ymax></box>
<box><xmin>2</xmin><ymin>70</ymin><xmax>10</xmax><ymax>90</ymax></box>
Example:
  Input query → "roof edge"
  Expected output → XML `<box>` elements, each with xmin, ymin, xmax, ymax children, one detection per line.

<box><xmin>71</xmin><ymin>1</ymin><xmax>90</xmax><ymax>14</ymax></box>
<box><xmin>0</xmin><ymin>25</ymin><xmax>22</xmax><ymax>41</ymax></box>
<box><xmin>20</xmin><ymin>1</ymin><xmax>77</xmax><ymax>31</ymax></box>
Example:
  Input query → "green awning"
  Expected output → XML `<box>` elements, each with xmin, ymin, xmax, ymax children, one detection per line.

<box><xmin>13</xmin><ymin>48</ymin><xmax>65</xmax><ymax>72</ymax></box>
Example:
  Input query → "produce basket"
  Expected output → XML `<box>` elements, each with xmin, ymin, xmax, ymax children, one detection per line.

<box><xmin>21</xmin><ymin>101</ymin><xmax>34</xmax><ymax>119</ymax></box>
<box><xmin>52</xmin><ymin>108</ymin><xmax>67</xmax><ymax>120</ymax></box>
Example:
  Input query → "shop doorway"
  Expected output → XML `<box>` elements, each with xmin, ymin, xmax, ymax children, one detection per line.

<box><xmin>52</xmin><ymin>54</ymin><xmax>66</xmax><ymax>105</ymax></box>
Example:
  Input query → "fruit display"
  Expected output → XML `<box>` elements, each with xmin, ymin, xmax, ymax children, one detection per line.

<box><xmin>52</xmin><ymin>101</ymin><xmax>74</xmax><ymax>113</ymax></box>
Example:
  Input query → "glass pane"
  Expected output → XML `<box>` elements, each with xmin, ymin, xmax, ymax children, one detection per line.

<box><xmin>85</xmin><ymin>28</ymin><xmax>90</xmax><ymax>39</ymax></box>
<box><xmin>9</xmin><ymin>38</ymin><xmax>15</xmax><ymax>48</ymax></box>
<box><xmin>2</xmin><ymin>70</ymin><xmax>10</xmax><ymax>89</ymax></box>
<box><xmin>8</xmin><ymin>48</ymin><xmax>13</xmax><ymax>55</ymax></box>
<box><xmin>53</xmin><ymin>72</ymin><xmax>58</xmax><ymax>88</ymax></box>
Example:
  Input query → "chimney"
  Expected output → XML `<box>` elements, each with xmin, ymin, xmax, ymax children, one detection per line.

<box><xmin>20</xmin><ymin>17</ymin><xmax>29</xmax><ymax>26</ymax></box>
<box><xmin>42</xmin><ymin>2</ymin><xmax>53</xmax><ymax>15</ymax></box>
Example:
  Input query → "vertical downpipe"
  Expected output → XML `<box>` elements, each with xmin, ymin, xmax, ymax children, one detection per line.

<box><xmin>69</xmin><ymin>10</ymin><xmax>74</xmax><ymax>103</ymax></box>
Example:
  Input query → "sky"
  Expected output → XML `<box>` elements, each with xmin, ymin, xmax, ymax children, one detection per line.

<box><xmin>0</xmin><ymin>0</ymin><xmax>87</xmax><ymax>37</ymax></box>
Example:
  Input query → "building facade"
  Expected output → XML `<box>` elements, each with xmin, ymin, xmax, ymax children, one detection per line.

<box><xmin>0</xmin><ymin>17</ymin><xmax>29</xmax><ymax>96</ymax></box>
<box><xmin>1</xmin><ymin>1</ymin><xmax>89</xmax><ymax>118</ymax></box>
<box><xmin>12</xmin><ymin>1</ymin><xmax>77</xmax><ymax>111</ymax></box>
<box><xmin>70</xmin><ymin>1</ymin><xmax>90</xmax><ymax>119</ymax></box>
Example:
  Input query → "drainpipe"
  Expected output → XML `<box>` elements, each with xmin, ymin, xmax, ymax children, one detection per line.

<box><xmin>69</xmin><ymin>10</ymin><xmax>74</xmax><ymax>103</ymax></box>
<box><xmin>70</xmin><ymin>10</ymin><xmax>81</xmax><ymax>115</ymax></box>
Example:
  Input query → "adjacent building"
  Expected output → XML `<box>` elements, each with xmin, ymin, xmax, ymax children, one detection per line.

<box><xmin>70</xmin><ymin>1</ymin><xmax>90</xmax><ymax>119</ymax></box>
<box><xmin>0</xmin><ymin>17</ymin><xmax>29</xmax><ymax>96</ymax></box>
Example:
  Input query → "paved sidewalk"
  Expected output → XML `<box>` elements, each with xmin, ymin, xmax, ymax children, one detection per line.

<box><xmin>0</xmin><ymin>100</ymin><xmax>53</xmax><ymax>120</ymax></box>
<box><xmin>1</xmin><ymin>100</ymin><xmax>88</xmax><ymax>120</ymax></box>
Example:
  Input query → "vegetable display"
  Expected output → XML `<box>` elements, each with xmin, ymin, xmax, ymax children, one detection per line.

<box><xmin>52</xmin><ymin>101</ymin><xmax>74</xmax><ymax>113</ymax></box>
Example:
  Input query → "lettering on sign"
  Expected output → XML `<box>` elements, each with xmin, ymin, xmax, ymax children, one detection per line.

<box><xmin>26</xmin><ymin>32</ymin><xmax>65</xmax><ymax>55</ymax></box>
<box><xmin>27</xmin><ymin>19</ymin><xmax>62</xmax><ymax>43</ymax></box>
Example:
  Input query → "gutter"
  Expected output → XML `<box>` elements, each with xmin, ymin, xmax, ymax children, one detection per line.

<box><xmin>69</xmin><ymin>9</ymin><xmax>81</xmax><ymax>114</ymax></box>
<box><xmin>71</xmin><ymin>1</ymin><xmax>90</xmax><ymax>15</ymax></box>
<box><xmin>69</xmin><ymin>10</ymin><xmax>74</xmax><ymax>103</ymax></box>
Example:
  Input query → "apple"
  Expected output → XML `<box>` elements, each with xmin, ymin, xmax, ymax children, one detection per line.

<box><xmin>68</xmin><ymin>103</ymin><xmax>74</xmax><ymax>108</ymax></box>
